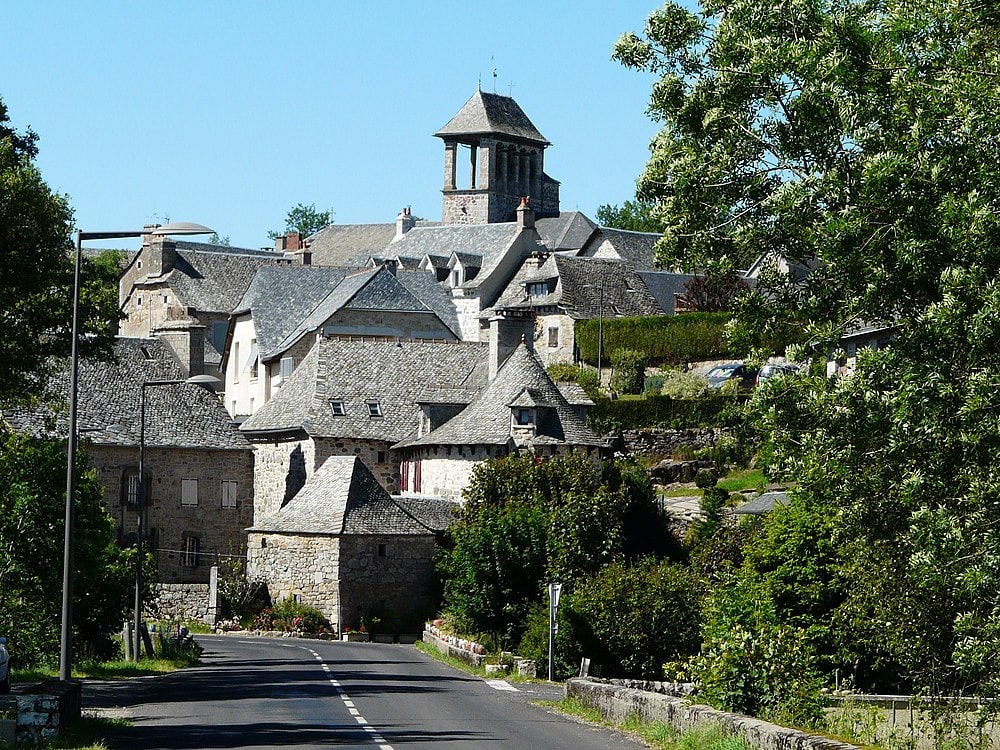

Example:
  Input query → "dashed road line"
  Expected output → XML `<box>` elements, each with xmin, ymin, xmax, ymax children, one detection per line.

<box><xmin>486</xmin><ymin>679</ymin><xmax>519</xmax><ymax>692</ymax></box>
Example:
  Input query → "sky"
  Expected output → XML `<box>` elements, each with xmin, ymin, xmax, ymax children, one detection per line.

<box><xmin>2</xmin><ymin>2</ymin><xmax>670</xmax><ymax>251</ymax></box>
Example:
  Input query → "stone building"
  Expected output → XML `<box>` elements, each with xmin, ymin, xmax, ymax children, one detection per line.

<box><xmin>3</xmin><ymin>337</ymin><xmax>253</xmax><ymax>584</ymax></box>
<box><xmin>394</xmin><ymin>342</ymin><xmax>608</xmax><ymax>501</ymax></box>
<box><xmin>119</xmin><ymin>234</ymin><xmax>284</xmax><ymax>378</ymax></box>
<box><xmin>247</xmin><ymin>455</ymin><xmax>447</xmax><ymax>632</ymax></box>
<box><xmin>436</xmin><ymin>89</ymin><xmax>560</xmax><ymax>225</ymax></box>
<box><xmin>239</xmin><ymin>337</ymin><xmax>487</xmax><ymax>519</ymax></box>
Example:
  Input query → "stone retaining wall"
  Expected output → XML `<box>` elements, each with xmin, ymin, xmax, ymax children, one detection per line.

<box><xmin>422</xmin><ymin>624</ymin><xmax>488</xmax><ymax>667</ymax></box>
<box><xmin>8</xmin><ymin>680</ymin><xmax>81</xmax><ymax>745</ymax></box>
<box><xmin>155</xmin><ymin>582</ymin><xmax>212</xmax><ymax>623</ymax></box>
<box><xmin>621</xmin><ymin>428</ymin><xmax>723</xmax><ymax>459</ymax></box>
<box><xmin>566</xmin><ymin>678</ymin><xmax>862</xmax><ymax>750</ymax></box>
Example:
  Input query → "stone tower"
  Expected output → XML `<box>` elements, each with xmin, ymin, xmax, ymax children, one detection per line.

<box><xmin>436</xmin><ymin>89</ymin><xmax>560</xmax><ymax>225</ymax></box>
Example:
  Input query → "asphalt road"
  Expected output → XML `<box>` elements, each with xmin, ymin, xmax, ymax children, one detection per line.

<box><xmin>84</xmin><ymin>634</ymin><xmax>646</xmax><ymax>749</ymax></box>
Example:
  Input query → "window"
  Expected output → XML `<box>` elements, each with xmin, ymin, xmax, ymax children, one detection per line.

<box><xmin>232</xmin><ymin>342</ymin><xmax>240</xmax><ymax>383</ymax></box>
<box><xmin>515</xmin><ymin>408</ymin><xmax>534</xmax><ymax>426</ymax></box>
<box><xmin>367</xmin><ymin>401</ymin><xmax>382</xmax><ymax>417</ymax></box>
<box><xmin>162</xmin><ymin>294</ymin><xmax>169</xmax><ymax>305</ymax></box>
<box><xmin>377</xmin><ymin>543</ymin><xmax>387</xmax><ymax>558</ymax></box>
<box><xmin>451</xmin><ymin>269</ymin><xmax>460</xmax><ymax>287</ymax></box>
<box><xmin>182</xmin><ymin>536</ymin><xmax>200</xmax><ymax>567</ymax></box>
<box><xmin>330</xmin><ymin>400</ymin><xmax>346</xmax><ymax>416</ymax></box>
<box><xmin>137</xmin><ymin>259</ymin><xmax>143</xmax><ymax>270</ymax></box>
<box><xmin>221</xmin><ymin>480</ymin><xmax>238</xmax><ymax>509</ymax></box>
<box><xmin>280</xmin><ymin>356</ymin><xmax>294</xmax><ymax>379</ymax></box>
<box><xmin>122</xmin><ymin>470</ymin><xmax>144</xmax><ymax>506</ymax></box>
<box><xmin>137</xmin><ymin>296</ymin><xmax>143</xmax><ymax>307</ymax></box>
<box><xmin>249</xmin><ymin>338</ymin><xmax>259</xmax><ymax>380</ymax></box>
<box><xmin>528</xmin><ymin>282</ymin><xmax>548</xmax><ymax>298</ymax></box>
<box><xmin>377</xmin><ymin>451</ymin><xmax>386</xmax><ymax>464</ymax></box>
<box><xmin>181</xmin><ymin>479</ymin><xmax>198</xmax><ymax>506</ymax></box>
<box><xmin>547</xmin><ymin>326</ymin><xmax>559</xmax><ymax>348</ymax></box>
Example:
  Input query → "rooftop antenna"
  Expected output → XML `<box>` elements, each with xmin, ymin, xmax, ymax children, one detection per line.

<box><xmin>508</xmin><ymin>82</ymin><xmax>515</xmax><ymax>97</ymax></box>
<box><xmin>492</xmin><ymin>57</ymin><xmax>498</xmax><ymax>93</ymax></box>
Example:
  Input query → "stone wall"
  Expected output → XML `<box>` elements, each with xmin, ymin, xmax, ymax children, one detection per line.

<box><xmin>620</xmin><ymin>428</ymin><xmax>723</xmax><ymax>459</ymax></box>
<box><xmin>250</xmin><ymin>435</ymin><xmax>315</xmax><ymax>522</ymax></box>
<box><xmin>533</xmin><ymin>312</ymin><xmax>575</xmax><ymax>368</ymax></box>
<box><xmin>87</xmin><ymin>445</ymin><xmax>254</xmax><ymax>583</ymax></box>
<box><xmin>246</xmin><ymin>532</ymin><xmax>437</xmax><ymax>633</ymax></box>
<box><xmin>566</xmin><ymin>679</ymin><xmax>862</xmax><ymax>750</ymax></box>
<box><xmin>155</xmin><ymin>582</ymin><xmax>212</xmax><ymax>623</ymax></box>
<box><xmin>9</xmin><ymin>680</ymin><xmax>81</xmax><ymax>745</ymax></box>
<box><xmin>313</xmin><ymin>438</ymin><xmax>398</xmax><ymax>495</ymax></box>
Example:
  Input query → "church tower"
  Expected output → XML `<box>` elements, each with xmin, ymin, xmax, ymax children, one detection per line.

<box><xmin>435</xmin><ymin>89</ymin><xmax>560</xmax><ymax>225</ymax></box>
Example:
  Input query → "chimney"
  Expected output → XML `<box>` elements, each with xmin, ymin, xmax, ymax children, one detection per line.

<box><xmin>516</xmin><ymin>196</ymin><xmax>535</xmax><ymax>230</ymax></box>
<box><xmin>395</xmin><ymin>206</ymin><xmax>416</xmax><ymax>239</ymax></box>
<box><xmin>154</xmin><ymin>319</ymin><xmax>206</xmax><ymax>378</ymax></box>
<box><xmin>146</xmin><ymin>236</ymin><xmax>177</xmax><ymax>277</ymax></box>
<box><xmin>488</xmin><ymin>313</ymin><xmax>535</xmax><ymax>381</ymax></box>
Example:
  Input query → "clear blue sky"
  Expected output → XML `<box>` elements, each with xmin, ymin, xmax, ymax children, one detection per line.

<box><xmin>2</xmin><ymin>2</ymin><xmax>670</xmax><ymax>250</ymax></box>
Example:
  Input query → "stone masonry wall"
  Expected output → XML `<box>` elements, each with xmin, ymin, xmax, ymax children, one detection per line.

<box><xmin>313</xmin><ymin>438</ymin><xmax>398</xmax><ymax>495</ymax></box>
<box><xmin>87</xmin><ymin>445</ymin><xmax>254</xmax><ymax>583</ymax></box>
<box><xmin>155</xmin><ymin>583</ymin><xmax>211</xmax><ymax>622</ymax></box>
<box><xmin>620</xmin><ymin>428</ymin><xmax>723</xmax><ymax>459</ymax></box>
<box><xmin>250</xmin><ymin>437</ymin><xmax>316</xmax><ymax>523</ymax></box>
<box><xmin>247</xmin><ymin>533</ymin><xmax>341</xmax><ymax>624</ymax></box>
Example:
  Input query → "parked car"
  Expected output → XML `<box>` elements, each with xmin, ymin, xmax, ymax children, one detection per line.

<box><xmin>706</xmin><ymin>363</ymin><xmax>756</xmax><ymax>390</ymax></box>
<box><xmin>755</xmin><ymin>363</ymin><xmax>799</xmax><ymax>386</ymax></box>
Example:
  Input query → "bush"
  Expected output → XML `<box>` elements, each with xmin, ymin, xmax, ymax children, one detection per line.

<box><xmin>656</xmin><ymin>369</ymin><xmax>712</xmax><ymax>399</ymax></box>
<box><xmin>547</xmin><ymin>363</ymin><xmax>600</xmax><ymax>398</ymax></box>
<box><xmin>576</xmin><ymin>313</ymin><xmax>732</xmax><ymax>366</ymax></box>
<box><xmin>253</xmin><ymin>596</ymin><xmax>331</xmax><ymax>634</ymax></box>
<box><xmin>557</xmin><ymin>558</ymin><xmax>703</xmax><ymax>679</ymax></box>
<box><xmin>587</xmin><ymin>394</ymin><xmax>739</xmax><ymax>432</ymax></box>
<box><xmin>610</xmin><ymin>349</ymin><xmax>646</xmax><ymax>395</ymax></box>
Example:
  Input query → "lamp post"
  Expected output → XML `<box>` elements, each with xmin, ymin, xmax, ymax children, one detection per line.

<box><xmin>61</xmin><ymin>222</ymin><xmax>212</xmax><ymax>681</ymax></box>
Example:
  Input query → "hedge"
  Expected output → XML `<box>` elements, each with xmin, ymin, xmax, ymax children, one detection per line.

<box><xmin>587</xmin><ymin>394</ymin><xmax>743</xmax><ymax>432</ymax></box>
<box><xmin>576</xmin><ymin>312</ymin><xmax>732</xmax><ymax>366</ymax></box>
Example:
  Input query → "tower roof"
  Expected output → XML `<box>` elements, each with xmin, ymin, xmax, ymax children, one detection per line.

<box><xmin>435</xmin><ymin>90</ymin><xmax>549</xmax><ymax>146</ymax></box>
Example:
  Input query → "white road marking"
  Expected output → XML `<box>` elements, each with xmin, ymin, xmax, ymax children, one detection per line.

<box><xmin>486</xmin><ymin>679</ymin><xmax>519</xmax><ymax>692</ymax></box>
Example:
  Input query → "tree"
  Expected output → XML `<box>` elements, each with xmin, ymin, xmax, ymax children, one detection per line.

<box><xmin>268</xmin><ymin>203</ymin><xmax>333</xmax><ymax>240</ymax></box>
<box><xmin>615</xmin><ymin>0</ymin><xmax>1000</xmax><ymax>699</ymax></box>
<box><xmin>614</xmin><ymin>0</ymin><xmax>1000</xmax><ymax>355</ymax></box>
<box><xmin>596</xmin><ymin>199</ymin><xmax>664</xmax><ymax>234</ymax></box>
<box><xmin>0</xmin><ymin>96</ymin><xmax>121</xmax><ymax>404</ymax></box>
<box><xmin>0</xmin><ymin>429</ymin><xmax>133</xmax><ymax>667</ymax></box>
<box><xmin>679</xmin><ymin>263</ymin><xmax>750</xmax><ymax>313</ymax></box>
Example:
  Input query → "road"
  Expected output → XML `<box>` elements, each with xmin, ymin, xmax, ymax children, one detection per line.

<box><xmin>84</xmin><ymin>634</ymin><xmax>645</xmax><ymax>749</ymax></box>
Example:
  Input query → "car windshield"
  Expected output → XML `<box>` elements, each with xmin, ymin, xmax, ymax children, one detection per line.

<box><xmin>708</xmin><ymin>365</ymin><xmax>739</xmax><ymax>378</ymax></box>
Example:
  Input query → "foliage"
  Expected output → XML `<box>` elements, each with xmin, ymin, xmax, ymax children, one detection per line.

<box><xmin>216</xmin><ymin>556</ymin><xmax>267</xmax><ymax>620</ymax></box>
<box><xmin>596</xmin><ymin>199</ymin><xmax>664</xmax><ymax>234</ymax></box>
<box><xmin>546</xmin><ymin>363</ymin><xmax>600</xmax><ymax>398</ymax></box>
<box><xmin>645</xmin><ymin>369</ymin><xmax>711</xmax><ymax>399</ymax></box>
<box><xmin>0</xmin><ymin>429</ymin><xmax>132</xmax><ymax>669</ymax></box>
<box><xmin>252</xmin><ymin>596</ymin><xmax>331</xmax><ymax>634</ymax></box>
<box><xmin>680</xmin><ymin>264</ymin><xmax>750</xmax><ymax>313</ymax></box>
<box><xmin>610</xmin><ymin>348</ymin><xmax>646</xmax><ymax>395</ymax></box>
<box><xmin>587</xmin><ymin>393</ymin><xmax>738</xmax><ymax>433</ymax></box>
<box><xmin>0</xmin><ymin>96</ymin><xmax>121</xmax><ymax>404</ymax></box>
<box><xmin>438</xmin><ymin>455</ymin><xmax>673</xmax><ymax>650</ymax></box>
<box><xmin>681</xmin><ymin>575</ymin><xmax>825</xmax><ymax>727</ymax></box>
<box><xmin>559</xmin><ymin>558</ymin><xmax>703</xmax><ymax>679</ymax></box>
<box><xmin>576</xmin><ymin>313</ymin><xmax>731</xmax><ymax>367</ymax></box>
<box><xmin>268</xmin><ymin>202</ymin><xmax>333</xmax><ymax>240</ymax></box>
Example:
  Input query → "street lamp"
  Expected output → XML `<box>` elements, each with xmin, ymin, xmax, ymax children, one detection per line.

<box><xmin>61</xmin><ymin>222</ymin><xmax>213</xmax><ymax>681</ymax></box>
<box><xmin>133</xmin><ymin>374</ymin><xmax>220</xmax><ymax>662</ymax></box>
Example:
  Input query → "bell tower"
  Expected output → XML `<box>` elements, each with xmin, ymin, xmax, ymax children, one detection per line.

<box><xmin>435</xmin><ymin>89</ymin><xmax>559</xmax><ymax>225</ymax></box>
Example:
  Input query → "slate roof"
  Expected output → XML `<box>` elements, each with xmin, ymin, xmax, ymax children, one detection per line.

<box><xmin>435</xmin><ymin>90</ymin><xmax>549</xmax><ymax>146</ymax></box>
<box><xmin>249</xmin><ymin>455</ymin><xmax>433</xmax><ymax>536</ymax></box>
<box><xmin>388</xmin><ymin>223</ymin><xmax>520</xmax><ymax>286</ymax></box>
<box><xmin>305</xmin><ymin>223</ymin><xmax>397</xmax><ymax>267</ymax></box>
<box><xmin>2</xmin><ymin>337</ymin><xmax>246</xmax><ymax>450</ymax></box>
<box><xmin>240</xmin><ymin>338</ymin><xmax>488</xmax><ymax>442</ymax></box>
<box><xmin>396</xmin><ymin>343</ymin><xmax>605</xmax><ymax>449</ymax></box>
<box><xmin>535</xmin><ymin>212</ymin><xmax>598</xmax><ymax>253</ymax></box>
<box><xmin>582</xmin><ymin>227</ymin><xmax>662</xmax><ymax>272</ymax></box>
<box><xmin>394</xmin><ymin>270</ymin><xmax>462</xmax><ymax>338</ymax></box>
<box><xmin>492</xmin><ymin>255</ymin><xmax>663</xmax><ymax>320</ymax></box>
<box><xmin>637</xmin><ymin>271</ymin><xmax>697</xmax><ymax>315</ymax></box>
<box><xmin>146</xmin><ymin>244</ymin><xmax>284</xmax><ymax>315</ymax></box>
<box><xmin>393</xmin><ymin>495</ymin><xmax>461</xmax><ymax>533</ymax></box>
<box><xmin>231</xmin><ymin>266</ymin><xmax>351</xmax><ymax>362</ymax></box>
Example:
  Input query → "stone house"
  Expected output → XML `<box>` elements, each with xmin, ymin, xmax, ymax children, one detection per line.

<box><xmin>222</xmin><ymin>264</ymin><xmax>462</xmax><ymax>420</ymax></box>
<box><xmin>2</xmin><ymin>337</ymin><xmax>253</xmax><ymax>584</ymax></box>
<box><xmin>239</xmin><ymin>337</ymin><xmax>487</xmax><ymax>520</ymax></box>
<box><xmin>246</xmin><ymin>455</ymin><xmax>448</xmax><ymax>632</ymax></box>
<box><xmin>119</xmin><ymin>234</ymin><xmax>285</xmax><ymax>378</ymax></box>
<box><xmin>489</xmin><ymin>255</ymin><xmax>664</xmax><ymax>367</ymax></box>
<box><xmin>393</xmin><ymin>341</ymin><xmax>609</xmax><ymax>501</ymax></box>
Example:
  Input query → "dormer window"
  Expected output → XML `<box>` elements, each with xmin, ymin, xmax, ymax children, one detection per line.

<box><xmin>367</xmin><ymin>401</ymin><xmax>383</xmax><ymax>418</ymax></box>
<box><xmin>330</xmin><ymin>400</ymin><xmax>346</xmax><ymax>416</ymax></box>
<box><xmin>527</xmin><ymin>282</ymin><xmax>548</xmax><ymax>298</ymax></box>
<box><xmin>515</xmin><ymin>408</ymin><xmax>534</xmax><ymax>426</ymax></box>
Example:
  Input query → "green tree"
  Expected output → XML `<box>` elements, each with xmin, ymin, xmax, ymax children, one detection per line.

<box><xmin>596</xmin><ymin>199</ymin><xmax>663</xmax><ymax>234</ymax></box>
<box><xmin>0</xmin><ymin>429</ymin><xmax>132</xmax><ymax>668</ymax></box>
<box><xmin>268</xmin><ymin>202</ymin><xmax>333</xmax><ymax>240</ymax></box>
<box><xmin>0</xmin><ymin>97</ymin><xmax>120</xmax><ymax>404</ymax></box>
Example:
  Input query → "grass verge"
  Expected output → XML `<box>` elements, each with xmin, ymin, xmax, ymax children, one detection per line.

<box><xmin>41</xmin><ymin>714</ymin><xmax>131</xmax><ymax>750</ymax></box>
<box><xmin>412</xmin><ymin>639</ymin><xmax>542</xmax><ymax>684</ymax></box>
<box><xmin>543</xmin><ymin>696</ymin><xmax>751</xmax><ymax>750</ymax></box>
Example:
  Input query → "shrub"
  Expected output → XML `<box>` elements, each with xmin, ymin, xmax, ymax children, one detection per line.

<box><xmin>657</xmin><ymin>369</ymin><xmax>712</xmax><ymax>399</ymax></box>
<box><xmin>587</xmin><ymin>394</ymin><xmax>738</xmax><ymax>432</ymax></box>
<box><xmin>253</xmin><ymin>596</ymin><xmax>331</xmax><ymax>634</ymax></box>
<box><xmin>576</xmin><ymin>313</ymin><xmax>732</xmax><ymax>366</ymax></box>
<box><xmin>610</xmin><ymin>349</ymin><xmax>646</xmax><ymax>395</ymax></box>
<box><xmin>547</xmin><ymin>363</ymin><xmax>600</xmax><ymax>398</ymax></box>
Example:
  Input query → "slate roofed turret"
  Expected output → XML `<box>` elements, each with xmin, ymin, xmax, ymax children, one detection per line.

<box><xmin>249</xmin><ymin>455</ymin><xmax>433</xmax><ymax>535</ymax></box>
<box><xmin>435</xmin><ymin>90</ymin><xmax>549</xmax><ymax>146</ymax></box>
